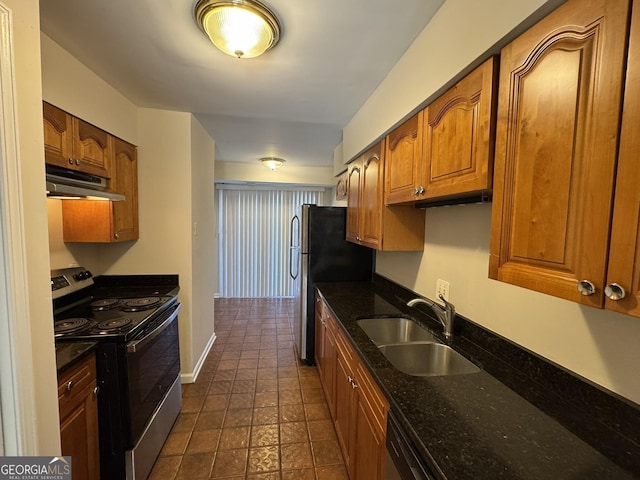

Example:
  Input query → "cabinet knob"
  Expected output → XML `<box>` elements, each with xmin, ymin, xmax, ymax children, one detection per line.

<box><xmin>577</xmin><ymin>280</ymin><xmax>596</xmax><ymax>296</ymax></box>
<box><xmin>68</xmin><ymin>158</ymin><xmax>74</xmax><ymax>165</ymax></box>
<box><xmin>75</xmin><ymin>158</ymin><xmax>80</xmax><ymax>166</ymax></box>
<box><xmin>418</xmin><ymin>186</ymin><xmax>425</xmax><ymax>195</ymax></box>
<box><xmin>604</xmin><ymin>283</ymin><xmax>626</xmax><ymax>301</ymax></box>
<box><xmin>413</xmin><ymin>188</ymin><xmax>419</xmax><ymax>196</ymax></box>
<box><xmin>66</xmin><ymin>381</ymin><xmax>74</xmax><ymax>391</ymax></box>
<box><xmin>93</xmin><ymin>386</ymin><xmax>100</xmax><ymax>396</ymax></box>
<box><xmin>114</xmin><ymin>233</ymin><xmax>120</xmax><ymax>239</ymax></box>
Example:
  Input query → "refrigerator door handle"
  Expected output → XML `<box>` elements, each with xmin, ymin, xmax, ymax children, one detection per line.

<box><xmin>290</xmin><ymin>215</ymin><xmax>300</xmax><ymax>248</ymax></box>
<box><xmin>290</xmin><ymin>215</ymin><xmax>300</xmax><ymax>279</ymax></box>
<box><xmin>289</xmin><ymin>246</ymin><xmax>299</xmax><ymax>280</ymax></box>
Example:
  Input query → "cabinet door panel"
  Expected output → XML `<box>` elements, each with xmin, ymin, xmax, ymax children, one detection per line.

<box><xmin>72</xmin><ymin>118</ymin><xmax>112</xmax><ymax>177</ymax></box>
<box><xmin>346</xmin><ymin>161</ymin><xmax>362</xmax><ymax>243</ymax></box>
<box><xmin>354</xmin><ymin>399</ymin><xmax>386</xmax><ymax>480</ymax></box>
<box><xmin>423</xmin><ymin>57</ymin><xmax>497</xmax><ymax>199</ymax></box>
<box><xmin>334</xmin><ymin>332</ymin><xmax>356</xmax><ymax>477</ymax></box>
<box><xmin>385</xmin><ymin>112</ymin><xmax>423</xmax><ymax>204</ymax></box>
<box><xmin>361</xmin><ymin>144</ymin><xmax>384</xmax><ymax>249</ymax></box>
<box><xmin>112</xmin><ymin>138</ymin><xmax>139</xmax><ymax>241</ymax></box>
<box><xmin>60</xmin><ymin>389</ymin><xmax>100</xmax><ymax>480</ymax></box>
<box><xmin>489</xmin><ymin>0</ymin><xmax>630</xmax><ymax>306</ymax></box>
<box><xmin>606</xmin><ymin>1</ymin><xmax>640</xmax><ymax>317</ymax></box>
<box><xmin>43</xmin><ymin>102</ymin><xmax>73</xmax><ymax>169</ymax></box>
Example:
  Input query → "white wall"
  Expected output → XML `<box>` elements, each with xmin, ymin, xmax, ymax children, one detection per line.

<box><xmin>190</xmin><ymin>116</ymin><xmax>216</xmax><ymax>377</ymax></box>
<box><xmin>345</xmin><ymin>0</ymin><xmax>640</xmax><ymax>404</ymax></box>
<box><xmin>5</xmin><ymin>0</ymin><xmax>60</xmax><ymax>454</ymax></box>
<box><xmin>215</xmin><ymin>160</ymin><xmax>334</xmax><ymax>186</ymax></box>
<box><xmin>342</xmin><ymin>0</ymin><xmax>564</xmax><ymax>161</ymax></box>
<box><xmin>41</xmin><ymin>34</ymin><xmax>138</xmax><ymax>144</ymax></box>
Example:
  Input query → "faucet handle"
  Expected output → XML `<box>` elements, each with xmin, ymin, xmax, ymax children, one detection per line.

<box><xmin>438</xmin><ymin>294</ymin><xmax>455</xmax><ymax>313</ymax></box>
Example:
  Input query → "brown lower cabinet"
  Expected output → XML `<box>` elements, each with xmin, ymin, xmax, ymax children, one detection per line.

<box><xmin>315</xmin><ymin>292</ymin><xmax>389</xmax><ymax>479</ymax></box>
<box><xmin>58</xmin><ymin>353</ymin><xmax>100</xmax><ymax>480</ymax></box>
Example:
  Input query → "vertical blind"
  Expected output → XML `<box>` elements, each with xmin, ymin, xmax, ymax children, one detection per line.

<box><xmin>217</xmin><ymin>185</ymin><xmax>323</xmax><ymax>298</ymax></box>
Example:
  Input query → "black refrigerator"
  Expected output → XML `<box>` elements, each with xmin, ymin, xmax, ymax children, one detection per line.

<box><xmin>290</xmin><ymin>204</ymin><xmax>374</xmax><ymax>364</ymax></box>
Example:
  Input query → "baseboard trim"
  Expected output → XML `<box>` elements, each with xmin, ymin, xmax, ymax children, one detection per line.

<box><xmin>181</xmin><ymin>331</ymin><xmax>217</xmax><ymax>384</ymax></box>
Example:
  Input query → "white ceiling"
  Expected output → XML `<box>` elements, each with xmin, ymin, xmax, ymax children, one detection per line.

<box><xmin>39</xmin><ymin>0</ymin><xmax>445</xmax><ymax>167</ymax></box>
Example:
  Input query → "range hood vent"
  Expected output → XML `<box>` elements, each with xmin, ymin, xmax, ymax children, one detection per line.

<box><xmin>45</xmin><ymin>165</ymin><xmax>124</xmax><ymax>201</ymax></box>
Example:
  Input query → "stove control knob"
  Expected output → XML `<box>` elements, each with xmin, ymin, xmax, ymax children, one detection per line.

<box><xmin>73</xmin><ymin>270</ymin><xmax>91</xmax><ymax>281</ymax></box>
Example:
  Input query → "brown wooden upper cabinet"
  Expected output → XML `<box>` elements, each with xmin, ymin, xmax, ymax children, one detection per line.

<box><xmin>43</xmin><ymin>102</ymin><xmax>112</xmax><ymax>178</ymax></box>
<box><xmin>347</xmin><ymin>141</ymin><xmax>425</xmax><ymax>251</ymax></box>
<box><xmin>335</xmin><ymin>170</ymin><xmax>348</xmax><ymax>201</ymax></box>
<box><xmin>489</xmin><ymin>0</ymin><xmax>637</xmax><ymax>314</ymax></box>
<box><xmin>384</xmin><ymin>112</ymin><xmax>424</xmax><ymax>204</ymax></box>
<box><xmin>421</xmin><ymin>56</ymin><xmax>498</xmax><ymax>201</ymax></box>
<box><xmin>62</xmin><ymin>138</ymin><xmax>139</xmax><ymax>243</ymax></box>
<box><xmin>384</xmin><ymin>57</ymin><xmax>498</xmax><ymax>206</ymax></box>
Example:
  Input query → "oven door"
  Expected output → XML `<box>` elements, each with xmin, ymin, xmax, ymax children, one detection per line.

<box><xmin>126</xmin><ymin>302</ymin><xmax>182</xmax><ymax>445</ymax></box>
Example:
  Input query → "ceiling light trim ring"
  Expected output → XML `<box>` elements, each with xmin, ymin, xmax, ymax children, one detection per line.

<box><xmin>194</xmin><ymin>0</ymin><xmax>281</xmax><ymax>58</ymax></box>
<box><xmin>260</xmin><ymin>157</ymin><xmax>285</xmax><ymax>170</ymax></box>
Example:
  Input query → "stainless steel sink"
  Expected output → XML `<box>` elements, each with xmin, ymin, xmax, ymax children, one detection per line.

<box><xmin>357</xmin><ymin>317</ymin><xmax>438</xmax><ymax>346</ymax></box>
<box><xmin>378</xmin><ymin>342</ymin><xmax>480</xmax><ymax>377</ymax></box>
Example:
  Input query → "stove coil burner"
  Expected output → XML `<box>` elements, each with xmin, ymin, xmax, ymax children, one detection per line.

<box><xmin>90</xmin><ymin>298</ymin><xmax>120</xmax><ymax>311</ymax></box>
<box><xmin>122</xmin><ymin>297</ymin><xmax>161</xmax><ymax>311</ymax></box>
<box><xmin>96</xmin><ymin>318</ymin><xmax>132</xmax><ymax>331</ymax></box>
<box><xmin>55</xmin><ymin>318</ymin><xmax>90</xmax><ymax>334</ymax></box>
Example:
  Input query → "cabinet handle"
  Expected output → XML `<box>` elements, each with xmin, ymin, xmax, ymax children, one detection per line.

<box><xmin>66</xmin><ymin>381</ymin><xmax>74</xmax><ymax>391</ymax></box>
<box><xmin>114</xmin><ymin>233</ymin><xmax>120</xmax><ymax>239</ymax></box>
<box><xmin>68</xmin><ymin>158</ymin><xmax>74</xmax><ymax>165</ymax></box>
<box><xmin>418</xmin><ymin>185</ymin><xmax>425</xmax><ymax>195</ymax></box>
<box><xmin>93</xmin><ymin>386</ymin><xmax>100</xmax><ymax>396</ymax></box>
<box><xmin>413</xmin><ymin>188</ymin><xmax>419</xmax><ymax>196</ymax></box>
<box><xmin>75</xmin><ymin>158</ymin><xmax>81</xmax><ymax>166</ymax></box>
<box><xmin>577</xmin><ymin>280</ymin><xmax>596</xmax><ymax>296</ymax></box>
<box><xmin>351</xmin><ymin>380</ymin><xmax>358</xmax><ymax>390</ymax></box>
<box><xmin>604</xmin><ymin>283</ymin><xmax>626</xmax><ymax>301</ymax></box>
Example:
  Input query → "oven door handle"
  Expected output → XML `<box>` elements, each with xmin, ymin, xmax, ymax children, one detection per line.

<box><xmin>127</xmin><ymin>303</ymin><xmax>182</xmax><ymax>353</ymax></box>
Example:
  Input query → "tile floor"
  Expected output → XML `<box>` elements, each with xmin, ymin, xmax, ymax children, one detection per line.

<box><xmin>149</xmin><ymin>298</ymin><xmax>349</xmax><ymax>480</ymax></box>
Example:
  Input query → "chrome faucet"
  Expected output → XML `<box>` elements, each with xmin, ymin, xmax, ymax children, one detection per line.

<box><xmin>407</xmin><ymin>295</ymin><xmax>455</xmax><ymax>340</ymax></box>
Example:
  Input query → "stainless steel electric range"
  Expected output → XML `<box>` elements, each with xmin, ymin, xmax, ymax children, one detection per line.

<box><xmin>52</xmin><ymin>267</ymin><xmax>182</xmax><ymax>480</ymax></box>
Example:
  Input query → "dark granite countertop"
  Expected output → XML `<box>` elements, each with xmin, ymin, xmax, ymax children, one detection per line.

<box><xmin>315</xmin><ymin>280</ymin><xmax>640</xmax><ymax>480</ymax></box>
<box><xmin>56</xmin><ymin>341</ymin><xmax>97</xmax><ymax>374</ymax></box>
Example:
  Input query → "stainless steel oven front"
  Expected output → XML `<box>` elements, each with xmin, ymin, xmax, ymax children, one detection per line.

<box><xmin>97</xmin><ymin>302</ymin><xmax>182</xmax><ymax>480</ymax></box>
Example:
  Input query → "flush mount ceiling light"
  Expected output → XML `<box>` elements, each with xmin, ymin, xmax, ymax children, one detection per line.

<box><xmin>260</xmin><ymin>157</ymin><xmax>285</xmax><ymax>170</ymax></box>
<box><xmin>194</xmin><ymin>0</ymin><xmax>281</xmax><ymax>59</ymax></box>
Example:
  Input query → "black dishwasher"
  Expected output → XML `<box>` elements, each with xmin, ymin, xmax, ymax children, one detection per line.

<box><xmin>387</xmin><ymin>410</ymin><xmax>437</xmax><ymax>480</ymax></box>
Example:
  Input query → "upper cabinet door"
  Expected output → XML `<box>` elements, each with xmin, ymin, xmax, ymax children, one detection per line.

<box><xmin>72</xmin><ymin>118</ymin><xmax>113</xmax><ymax>178</ymax></box>
<box><xmin>489</xmin><ymin>0</ymin><xmax>631</xmax><ymax>307</ymax></box>
<box><xmin>384</xmin><ymin>112</ymin><xmax>423</xmax><ymax>204</ymax></box>
<box><xmin>112</xmin><ymin>138</ymin><xmax>139</xmax><ymax>242</ymax></box>
<box><xmin>43</xmin><ymin>101</ymin><xmax>113</xmax><ymax>178</ymax></box>
<box><xmin>43</xmin><ymin>102</ymin><xmax>73</xmax><ymax>169</ymax></box>
<box><xmin>346</xmin><ymin>159</ymin><xmax>362</xmax><ymax>244</ymax></box>
<box><xmin>422</xmin><ymin>57</ymin><xmax>498</xmax><ymax>200</ymax></box>
<box><xmin>360</xmin><ymin>142</ymin><xmax>384</xmax><ymax>250</ymax></box>
<box><xmin>605</xmin><ymin>2</ymin><xmax>640</xmax><ymax>317</ymax></box>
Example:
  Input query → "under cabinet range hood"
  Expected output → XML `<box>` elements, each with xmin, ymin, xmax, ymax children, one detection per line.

<box><xmin>45</xmin><ymin>164</ymin><xmax>124</xmax><ymax>201</ymax></box>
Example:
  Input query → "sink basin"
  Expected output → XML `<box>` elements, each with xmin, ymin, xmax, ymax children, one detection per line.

<box><xmin>378</xmin><ymin>342</ymin><xmax>480</xmax><ymax>377</ymax></box>
<box><xmin>357</xmin><ymin>317</ymin><xmax>438</xmax><ymax>346</ymax></box>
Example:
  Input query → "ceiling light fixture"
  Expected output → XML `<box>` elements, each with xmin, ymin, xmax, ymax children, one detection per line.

<box><xmin>194</xmin><ymin>0</ymin><xmax>281</xmax><ymax>59</ymax></box>
<box><xmin>260</xmin><ymin>157</ymin><xmax>285</xmax><ymax>170</ymax></box>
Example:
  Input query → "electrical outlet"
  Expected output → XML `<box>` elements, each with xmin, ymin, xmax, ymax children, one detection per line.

<box><xmin>436</xmin><ymin>279</ymin><xmax>450</xmax><ymax>302</ymax></box>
